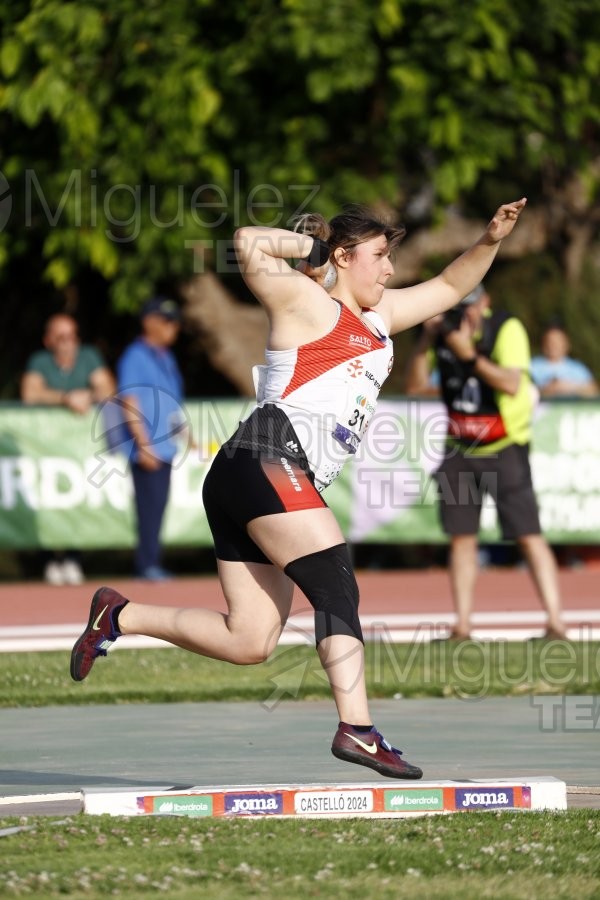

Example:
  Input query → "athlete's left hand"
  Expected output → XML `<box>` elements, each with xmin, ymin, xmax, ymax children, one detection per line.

<box><xmin>484</xmin><ymin>197</ymin><xmax>527</xmax><ymax>243</ymax></box>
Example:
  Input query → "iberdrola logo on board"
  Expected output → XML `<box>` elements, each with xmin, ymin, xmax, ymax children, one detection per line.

<box><xmin>151</xmin><ymin>794</ymin><xmax>213</xmax><ymax>817</ymax></box>
<box><xmin>384</xmin><ymin>789</ymin><xmax>444</xmax><ymax>811</ymax></box>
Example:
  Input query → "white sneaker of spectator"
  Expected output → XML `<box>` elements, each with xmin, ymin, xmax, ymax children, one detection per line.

<box><xmin>62</xmin><ymin>559</ymin><xmax>84</xmax><ymax>586</ymax></box>
<box><xmin>44</xmin><ymin>561</ymin><xmax>65</xmax><ymax>586</ymax></box>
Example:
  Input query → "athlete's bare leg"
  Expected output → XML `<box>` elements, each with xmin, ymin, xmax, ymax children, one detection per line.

<box><xmin>248</xmin><ymin>508</ymin><xmax>371</xmax><ymax>725</ymax></box>
<box><xmin>118</xmin><ymin>561</ymin><xmax>294</xmax><ymax>664</ymax></box>
<box><xmin>316</xmin><ymin>634</ymin><xmax>370</xmax><ymax>724</ymax></box>
<box><xmin>120</xmin><ymin>506</ymin><xmax>371</xmax><ymax>723</ymax></box>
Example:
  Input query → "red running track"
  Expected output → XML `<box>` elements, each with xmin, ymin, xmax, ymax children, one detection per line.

<box><xmin>0</xmin><ymin>568</ymin><xmax>598</xmax><ymax>645</ymax></box>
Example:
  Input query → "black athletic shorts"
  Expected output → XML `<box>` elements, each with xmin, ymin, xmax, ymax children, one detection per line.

<box><xmin>434</xmin><ymin>442</ymin><xmax>541</xmax><ymax>539</ymax></box>
<box><xmin>202</xmin><ymin>446</ymin><xmax>326</xmax><ymax>564</ymax></box>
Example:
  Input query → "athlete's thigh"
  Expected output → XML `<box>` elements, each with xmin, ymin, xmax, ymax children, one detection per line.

<box><xmin>217</xmin><ymin>558</ymin><xmax>294</xmax><ymax>650</ymax></box>
<box><xmin>247</xmin><ymin>507</ymin><xmax>346</xmax><ymax>569</ymax></box>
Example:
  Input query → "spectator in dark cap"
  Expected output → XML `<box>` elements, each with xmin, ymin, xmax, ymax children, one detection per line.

<box><xmin>116</xmin><ymin>296</ymin><xmax>185</xmax><ymax>580</ymax></box>
<box><xmin>139</xmin><ymin>296</ymin><xmax>182</xmax><ymax>322</ymax></box>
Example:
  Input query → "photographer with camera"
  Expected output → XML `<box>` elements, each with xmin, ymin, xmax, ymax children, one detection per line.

<box><xmin>405</xmin><ymin>284</ymin><xmax>567</xmax><ymax>641</ymax></box>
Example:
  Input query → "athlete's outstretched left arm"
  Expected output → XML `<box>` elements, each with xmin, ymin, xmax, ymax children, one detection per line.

<box><xmin>381</xmin><ymin>199</ymin><xmax>527</xmax><ymax>335</ymax></box>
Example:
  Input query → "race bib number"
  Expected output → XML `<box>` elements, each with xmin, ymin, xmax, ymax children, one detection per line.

<box><xmin>332</xmin><ymin>422</ymin><xmax>360</xmax><ymax>454</ymax></box>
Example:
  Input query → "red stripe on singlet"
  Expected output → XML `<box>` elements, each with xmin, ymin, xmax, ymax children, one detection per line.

<box><xmin>281</xmin><ymin>304</ymin><xmax>386</xmax><ymax>400</ymax></box>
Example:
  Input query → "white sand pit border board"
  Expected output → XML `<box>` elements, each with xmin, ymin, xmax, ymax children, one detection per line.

<box><xmin>82</xmin><ymin>776</ymin><xmax>567</xmax><ymax>819</ymax></box>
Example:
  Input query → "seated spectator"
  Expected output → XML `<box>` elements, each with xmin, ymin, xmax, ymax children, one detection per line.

<box><xmin>531</xmin><ymin>324</ymin><xmax>599</xmax><ymax>397</ymax></box>
<box><xmin>21</xmin><ymin>313</ymin><xmax>115</xmax><ymax>585</ymax></box>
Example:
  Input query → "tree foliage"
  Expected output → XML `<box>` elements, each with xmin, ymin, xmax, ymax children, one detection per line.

<box><xmin>0</xmin><ymin>0</ymin><xmax>599</xmax><ymax>379</ymax></box>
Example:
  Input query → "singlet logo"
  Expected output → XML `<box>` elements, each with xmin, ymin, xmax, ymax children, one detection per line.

<box><xmin>355</xmin><ymin>395</ymin><xmax>375</xmax><ymax>414</ymax></box>
<box><xmin>365</xmin><ymin>370</ymin><xmax>382</xmax><ymax>390</ymax></box>
<box><xmin>280</xmin><ymin>457</ymin><xmax>302</xmax><ymax>492</ymax></box>
<box><xmin>349</xmin><ymin>334</ymin><xmax>372</xmax><ymax>349</ymax></box>
<box><xmin>347</xmin><ymin>359</ymin><xmax>364</xmax><ymax>378</ymax></box>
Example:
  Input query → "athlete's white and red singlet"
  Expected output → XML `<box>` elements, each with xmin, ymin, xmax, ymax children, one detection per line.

<box><xmin>229</xmin><ymin>301</ymin><xmax>394</xmax><ymax>491</ymax></box>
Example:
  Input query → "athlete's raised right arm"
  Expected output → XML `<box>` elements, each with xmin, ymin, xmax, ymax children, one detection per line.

<box><xmin>233</xmin><ymin>226</ymin><xmax>326</xmax><ymax>309</ymax></box>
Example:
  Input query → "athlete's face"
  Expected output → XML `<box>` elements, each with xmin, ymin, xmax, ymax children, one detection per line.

<box><xmin>344</xmin><ymin>235</ymin><xmax>394</xmax><ymax>307</ymax></box>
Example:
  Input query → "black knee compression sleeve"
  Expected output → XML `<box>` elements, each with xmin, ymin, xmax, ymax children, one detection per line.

<box><xmin>284</xmin><ymin>543</ymin><xmax>363</xmax><ymax>645</ymax></box>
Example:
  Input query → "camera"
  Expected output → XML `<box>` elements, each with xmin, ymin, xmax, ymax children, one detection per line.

<box><xmin>439</xmin><ymin>306</ymin><xmax>464</xmax><ymax>336</ymax></box>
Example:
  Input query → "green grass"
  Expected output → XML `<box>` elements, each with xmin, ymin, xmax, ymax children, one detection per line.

<box><xmin>0</xmin><ymin>810</ymin><xmax>599</xmax><ymax>898</ymax></box>
<box><xmin>1</xmin><ymin>640</ymin><xmax>599</xmax><ymax>707</ymax></box>
<box><xmin>2</xmin><ymin>644</ymin><xmax>599</xmax><ymax>897</ymax></box>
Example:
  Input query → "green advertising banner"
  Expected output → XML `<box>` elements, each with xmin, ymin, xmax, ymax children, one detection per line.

<box><xmin>0</xmin><ymin>399</ymin><xmax>253</xmax><ymax>550</ymax></box>
<box><xmin>0</xmin><ymin>399</ymin><xmax>598</xmax><ymax>549</ymax></box>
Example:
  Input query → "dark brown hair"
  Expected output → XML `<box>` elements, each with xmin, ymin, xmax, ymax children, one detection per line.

<box><xmin>292</xmin><ymin>205</ymin><xmax>405</xmax><ymax>256</ymax></box>
<box><xmin>329</xmin><ymin>204</ymin><xmax>405</xmax><ymax>255</ymax></box>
